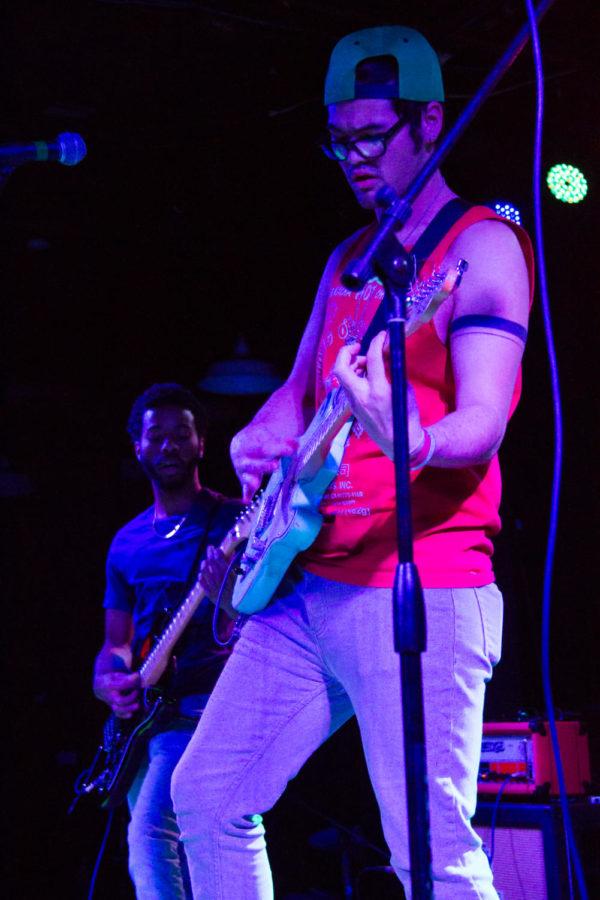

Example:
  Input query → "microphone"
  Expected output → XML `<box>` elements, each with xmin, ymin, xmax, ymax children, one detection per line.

<box><xmin>0</xmin><ymin>132</ymin><xmax>87</xmax><ymax>168</ymax></box>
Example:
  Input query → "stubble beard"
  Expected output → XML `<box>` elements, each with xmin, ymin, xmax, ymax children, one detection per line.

<box><xmin>141</xmin><ymin>457</ymin><xmax>199</xmax><ymax>492</ymax></box>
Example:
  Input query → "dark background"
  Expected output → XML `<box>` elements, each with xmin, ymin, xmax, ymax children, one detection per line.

<box><xmin>2</xmin><ymin>1</ymin><xmax>599</xmax><ymax>897</ymax></box>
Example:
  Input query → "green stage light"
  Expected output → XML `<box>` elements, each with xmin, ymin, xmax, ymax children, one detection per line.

<box><xmin>546</xmin><ymin>164</ymin><xmax>588</xmax><ymax>204</ymax></box>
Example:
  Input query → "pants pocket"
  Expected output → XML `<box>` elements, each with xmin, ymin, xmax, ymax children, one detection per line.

<box><xmin>474</xmin><ymin>584</ymin><xmax>503</xmax><ymax>669</ymax></box>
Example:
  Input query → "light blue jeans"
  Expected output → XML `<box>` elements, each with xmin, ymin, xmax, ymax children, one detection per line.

<box><xmin>171</xmin><ymin>570</ymin><xmax>503</xmax><ymax>899</ymax></box>
<box><xmin>128</xmin><ymin>723</ymin><xmax>196</xmax><ymax>899</ymax></box>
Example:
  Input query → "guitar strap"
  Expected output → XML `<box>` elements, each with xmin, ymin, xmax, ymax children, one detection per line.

<box><xmin>151</xmin><ymin>493</ymin><xmax>222</xmax><ymax>629</ymax></box>
<box><xmin>358</xmin><ymin>197</ymin><xmax>472</xmax><ymax>354</ymax></box>
<box><xmin>179</xmin><ymin>493</ymin><xmax>223</xmax><ymax>602</ymax></box>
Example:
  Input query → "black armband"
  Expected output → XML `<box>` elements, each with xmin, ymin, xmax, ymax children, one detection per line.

<box><xmin>450</xmin><ymin>315</ymin><xmax>527</xmax><ymax>343</ymax></box>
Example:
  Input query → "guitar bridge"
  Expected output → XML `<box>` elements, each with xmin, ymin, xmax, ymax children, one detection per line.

<box><xmin>237</xmin><ymin>538</ymin><xmax>267</xmax><ymax>576</ymax></box>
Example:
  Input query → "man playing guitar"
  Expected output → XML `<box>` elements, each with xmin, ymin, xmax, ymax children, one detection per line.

<box><xmin>93</xmin><ymin>383</ymin><xmax>241</xmax><ymax>898</ymax></box>
<box><xmin>172</xmin><ymin>27</ymin><xmax>533</xmax><ymax>899</ymax></box>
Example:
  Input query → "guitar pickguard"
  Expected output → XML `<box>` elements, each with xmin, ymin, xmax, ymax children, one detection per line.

<box><xmin>233</xmin><ymin>418</ymin><xmax>353</xmax><ymax>614</ymax></box>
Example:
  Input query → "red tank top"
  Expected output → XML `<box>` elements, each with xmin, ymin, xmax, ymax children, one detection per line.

<box><xmin>301</xmin><ymin>206</ymin><xmax>534</xmax><ymax>588</ymax></box>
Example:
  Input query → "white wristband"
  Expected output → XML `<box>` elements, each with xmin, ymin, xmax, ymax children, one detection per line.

<box><xmin>409</xmin><ymin>428</ymin><xmax>436</xmax><ymax>472</ymax></box>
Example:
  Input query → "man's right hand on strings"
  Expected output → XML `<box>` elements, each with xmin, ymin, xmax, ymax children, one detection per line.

<box><xmin>93</xmin><ymin>670</ymin><xmax>141</xmax><ymax>719</ymax></box>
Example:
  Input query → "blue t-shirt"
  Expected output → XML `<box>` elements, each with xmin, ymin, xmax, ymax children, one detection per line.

<box><xmin>103</xmin><ymin>488</ymin><xmax>243</xmax><ymax>697</ymax></box>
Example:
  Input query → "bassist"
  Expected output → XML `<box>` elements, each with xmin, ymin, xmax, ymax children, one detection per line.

<box><xmin>93</xmin><ymin>382</ymin><xmax>241</xmax><ymax>899</ymax></box>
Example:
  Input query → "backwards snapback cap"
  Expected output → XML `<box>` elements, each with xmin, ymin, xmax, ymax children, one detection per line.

<box><xmin>324</xmin><ymin>26</ymin><xmax>444</xmax><ymax>105</ymax></box>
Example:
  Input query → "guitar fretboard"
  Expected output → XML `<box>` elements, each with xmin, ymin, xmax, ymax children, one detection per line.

<box><xmin>294</xmin><ymin>386</ymin><xmax>351</xmax><ymax>474</ymax></box>
<box><xmin>283</xmin><ymin>264</ymin><xmax>462</xmax><ymax>483</ymax></box>
<box><xmin>136</xmin><ymin>508</ymin><xmax>256</xmax><ymax>688</ymax></box>
<box><xmin>138</xmin><ymin>579</ymin><xmax>205</xmax><ymax>688</ymax></box>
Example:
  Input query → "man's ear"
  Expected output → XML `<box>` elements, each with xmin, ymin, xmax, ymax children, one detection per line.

<box><xmin>134</xmin><ymin>441</ymin><xmax>142</xmax><ymax>461</ymax></box>
<box><xmin>198</xmin><ymin>437</ymin><xmax>205</xmax><ymax>460</ymax></box>
<box><xmin>421</xmin><ymin>100</ymin><xmax>444</xmax><ymax>147</ymax></box>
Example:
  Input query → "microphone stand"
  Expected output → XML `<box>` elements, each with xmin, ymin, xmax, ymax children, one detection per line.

<box><xmin>341</xmin><ymin>1</ymin><xmax>557</xmax><ymax>896</ymax></box>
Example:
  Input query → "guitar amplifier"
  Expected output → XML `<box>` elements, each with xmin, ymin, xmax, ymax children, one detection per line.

<box><xmin>478</xmin><ymin>720</ymin><xmax>591</xmax><ymax>796</ymax></box>
<box><xmin>473</xmin><ymin>800</ymin><xmax>600</xmax><ymax>900</ymax></box>
<box><xmin>354</xmin><ymin>803</ymin><xmax>600</xmax><ymax>899</ymax></box>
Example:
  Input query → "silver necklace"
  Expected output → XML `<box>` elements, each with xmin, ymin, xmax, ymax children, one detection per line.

<box><xmin>152</xmin><ymin>511</ymin><xmax>189</xmax><ymax>539</ymax></box>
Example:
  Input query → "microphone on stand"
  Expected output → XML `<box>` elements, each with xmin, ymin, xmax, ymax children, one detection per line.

<box><xmin>0</xmin><ymin>132</ymin><xmax>87</xmax><ymax>167</ymax></box>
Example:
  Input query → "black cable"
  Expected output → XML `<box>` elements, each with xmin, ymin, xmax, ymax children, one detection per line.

<box><xmin>483</xmin><ymin>774</ymin><xmax>520</xmax><ymax>866</ymax></box>
<box><xmin>523</xmin><ymin>1</ymin><xmax>589</xmax><ymax>897</ymax></box>
<box><xmin>211</xmin><ymin>547</ymin><xmax>247</xmax><ymax>647</ymax></box>
<box><xmin>86</xmin><ymin>809</ymin><xmax>115</xmax><ymax>900</ymax></box>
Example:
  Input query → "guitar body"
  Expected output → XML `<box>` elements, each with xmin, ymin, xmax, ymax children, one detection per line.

<box><xmin>233</xmin><ymin>417</ymin><xmax>352</xmax><ymax>614</ymax></box>
<box><xmin>91</xmin><ymin>692</ymin><xmax>173</xmax><ymax>809</ymax></box>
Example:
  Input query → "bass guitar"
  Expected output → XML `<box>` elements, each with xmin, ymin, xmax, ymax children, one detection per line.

<box><xmin>232</xmin><ymin>260</ymin><xmax>468</xmax><ymax>615</ymax></box>
<box><xmin>76</xmin><ymin>500</ymin><xmax>258</xmax><ymax>809</ymax></box>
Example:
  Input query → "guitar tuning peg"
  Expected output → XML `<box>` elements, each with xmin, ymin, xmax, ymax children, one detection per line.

<box><xmin>455</xmin><ymin>258</ymin><xmax>468</xmax><ymax>288</ymax></box>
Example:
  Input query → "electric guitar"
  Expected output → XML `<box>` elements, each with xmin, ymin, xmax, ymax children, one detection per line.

<box><xmin>76</xmin><ymin>500</ymin><xmax>258</xmax><ymax>809</ymax></box>
<box><xmin>232</xmin><ymin>260</ymin><xmax>468</xmax><ymax>616</ymax></box>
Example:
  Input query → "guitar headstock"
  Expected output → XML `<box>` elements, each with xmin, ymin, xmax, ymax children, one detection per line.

<box><xmin>406</xmin><ymin>258</ymin><xmax>468</xmax><ymax>336</ymax></box>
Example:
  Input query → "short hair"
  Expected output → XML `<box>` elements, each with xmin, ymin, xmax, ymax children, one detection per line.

<box><xmin>355</xmin><ymin>56</ymin><xmax>432</xmax><ymax>152</ymax></box>
<box><xmin>127</xmin><ymin>383</ymin><xmax>207</xmax><ymax>443</ymax></box>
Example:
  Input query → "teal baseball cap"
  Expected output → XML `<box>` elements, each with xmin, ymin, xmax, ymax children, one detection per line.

<box><xmin>324</xmin><ymin>26</ymin><xmax>444</xmax><ymax>105</ymax></box>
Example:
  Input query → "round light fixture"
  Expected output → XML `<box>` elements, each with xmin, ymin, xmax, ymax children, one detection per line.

<box><xmin>546</xmin><ymin>164</ymin><xmax>588</xmax><ymax>204</ymax></box>
<box><xmin>493</xmin><ymin>201</ymin><xmax>522</xmax><ymax>225</ymax></box>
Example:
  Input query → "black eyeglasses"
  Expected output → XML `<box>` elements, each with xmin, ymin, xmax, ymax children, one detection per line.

<box><xmin>320</xmin><ymin>117</ymin><xmax>407</xmax><ymax>162</ymax></box>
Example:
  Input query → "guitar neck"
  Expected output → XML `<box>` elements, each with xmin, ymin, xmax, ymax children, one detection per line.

<box><xmin>138</xmin><ymin>579</ymin><xmax>207</xmax><ymax>689</ymax></box>
<box><xmin>137</xmin><ymin>512</ymin><xmax>254</xmax><ymax>689</ymax></box>
<box><xmin>295</xmin><ymin>386</ymin><xmax>352</xmax><ymax>475</ymax></box>
<box><xmin>292</xmin><ymin>259</ymin><xmax>469</xmax><ymax>476</ymax></box>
